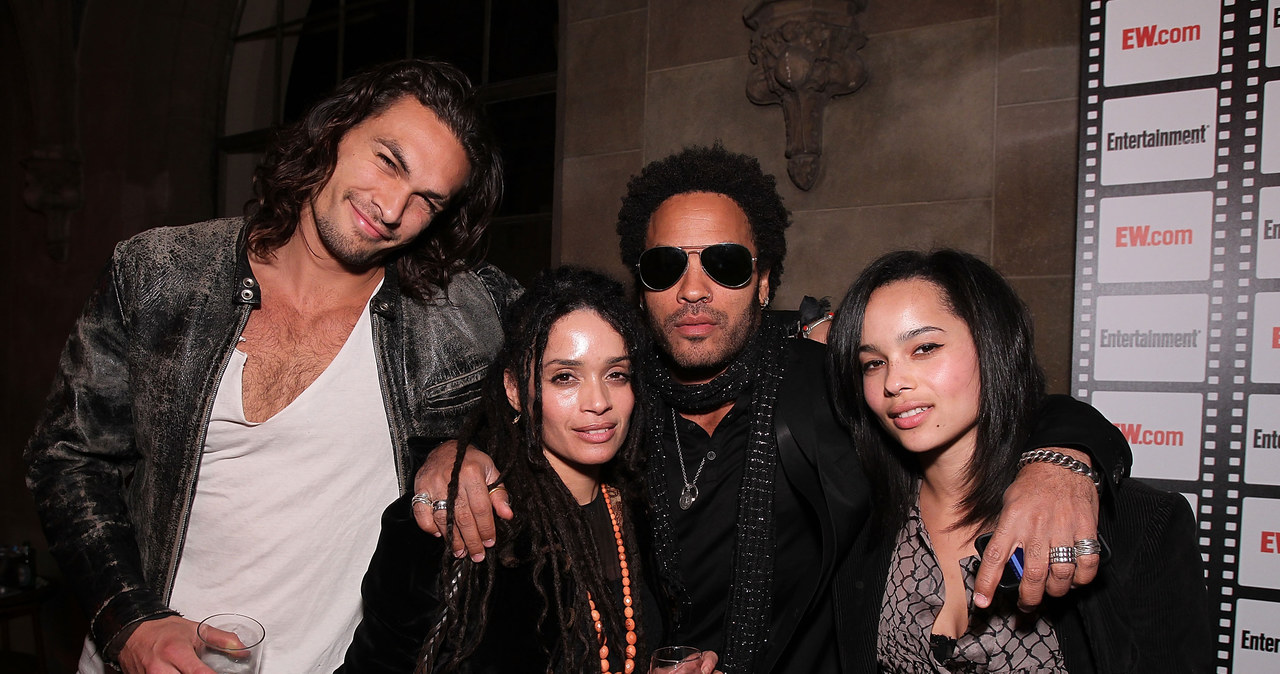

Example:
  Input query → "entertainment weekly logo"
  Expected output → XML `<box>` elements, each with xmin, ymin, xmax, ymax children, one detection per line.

<box><xmin>1246</xmin><ymin>395</ymin><xmax>1280</xmax><ymax>486</ymax></box>
<box><xmin>1236</xmin><ymin>599</ymin><xmax>1280</xmax><ymax>668</ymax></box>
<box><xmin>1253</xmin><ymin>293</ymin><xmax>1280</xmax><ymax>383</ymax></box>
<box><xmin>1268</xmin><ymin>0</ymin><xmax>1280</xmax><ymax>68</ymax></box>
<box><xmin>1105</xmin><ymin>0</ymin><xmax>1219</xmax><ymax>86</ymax></box>
<box><xmin>1092</xmin><ymin>294</ymin><xmax>1207</xmax><ymax>382</ymax></box>
<box><xmin>1102</xmin><ymin>89</ymin><xmax>1216</xmax><ymax>185</ymax></box>
<box><xmin>1259</xmin><ymin>187</ymin><xmax>1280</xmax><ymax>279</ymax></box>
<box><xmin>1091</xmin><ymin>391</ymin><xmax>1201</xmax><ymax>481</ymax></box>
<box><xmin>1098</xmin><ymin>192</ymin><xmax>1211</xmax><ymax>283</ymax></box>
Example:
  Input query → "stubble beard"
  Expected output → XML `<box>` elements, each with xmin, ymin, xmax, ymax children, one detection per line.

<box><xmin>310</xmin><ymin>191</ymin><xmax>397</xmax><ymax>270</ymax></box>
<box><xmin>649</xmin><ymin>300</ymin><xmax>761</xmax><ymax>382</ymax></box>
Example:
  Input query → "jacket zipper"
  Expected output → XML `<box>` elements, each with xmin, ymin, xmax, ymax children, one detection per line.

<box><xmin>161</xmin><ymin>304</ymin><xmax>253</xmax><ymax>602</ymax></box>
<box><xmin>371</xmin><ymin>310</ymin><xmax>407</xmax><ymax>490</ymax></box>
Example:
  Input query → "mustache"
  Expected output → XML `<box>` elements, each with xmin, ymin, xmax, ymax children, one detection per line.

<box><xmin>661</xmin><ymin>303</ymin><xmax>728</xmax><ymax>329</ymax></box>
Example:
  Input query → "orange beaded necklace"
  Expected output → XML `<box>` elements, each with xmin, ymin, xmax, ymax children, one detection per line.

<box><xmin>588</xmin><ymin>485</ymin><xmax>638</xmax><ymax>674</ymax></box>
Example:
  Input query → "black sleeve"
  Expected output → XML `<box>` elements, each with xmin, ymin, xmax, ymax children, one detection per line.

<box><xmin>1025</xmin><ymin>395</ymin><xmax>1133</xmax><ymax>496</ymax></box>
<box><xmin>338</xmin><ymin>493</ymin><xmax>445</xmax><ymax>673</ymax></box>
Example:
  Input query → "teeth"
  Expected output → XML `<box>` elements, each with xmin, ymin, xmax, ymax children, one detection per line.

<box><xmin>896</xmin><ymin>407</ymin><xmax>928</xmax><ymax>419</ymax></box>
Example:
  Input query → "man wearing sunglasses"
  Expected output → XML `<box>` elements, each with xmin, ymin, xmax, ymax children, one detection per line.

<box><xmin>416</xmin><ymin>144</ymin><xmax>1131</xmax><ymax>673</ymax></box>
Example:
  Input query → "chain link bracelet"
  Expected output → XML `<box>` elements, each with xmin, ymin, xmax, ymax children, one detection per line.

<box><xmin>1018</xmin><ymin>449</ymin><xmax>1102</xmax><ymax>493</ymax></box>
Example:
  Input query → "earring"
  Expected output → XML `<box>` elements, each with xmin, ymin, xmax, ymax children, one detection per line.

<box><xmin>513</xmin><ymin>413</ymin><xmax>521</xmax><ymax>425</ymax></box>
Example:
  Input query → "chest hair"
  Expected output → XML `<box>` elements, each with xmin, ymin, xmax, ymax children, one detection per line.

<box><xmin>237</xmin><ymin>299</ymin><xmax>368</xmax><ymax>422</ymax></box>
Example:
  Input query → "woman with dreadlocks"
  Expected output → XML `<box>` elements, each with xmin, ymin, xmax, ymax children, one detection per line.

<box><xmin>339</xmin><ymin>266</ymin><xmax>718</xmax><ymax>673</ymax></box>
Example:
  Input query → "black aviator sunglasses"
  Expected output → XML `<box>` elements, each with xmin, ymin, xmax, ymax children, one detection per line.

<box><xmin>636</xmin><ymin>243</ymin><xmax>757</xmax><ymax>291</ymax></box>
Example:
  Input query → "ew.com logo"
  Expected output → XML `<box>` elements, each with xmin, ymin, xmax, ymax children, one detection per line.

<box><xmin>1121</xmin><ymin>23</ymin><xmax>1202</xmax><ymax>50</ymax></box>
<box><xmin>1254</xmin><ymin>294</ymin><xmax>1280</xmax><ymax>383</ymax></box>
<box><xmin>1098</xmin><ymin>192</ymin><xmax>1211</xmax><ymax>283</ymax></box>
<box><xmin>1092</xmin><ymin>391</ymin><xmax>1201</xmax><ymax>481</ymax></box>
<box><xmin>1105</xmin><ymin>0</ymin><xmax>1219</xmax><ymax>86</ymax></box>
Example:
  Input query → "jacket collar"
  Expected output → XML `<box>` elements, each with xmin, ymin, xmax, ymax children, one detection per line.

<box><xmin>231</xmin><ymin>221</ymin><xmax>403</xmax><ymax>317</ymax></box>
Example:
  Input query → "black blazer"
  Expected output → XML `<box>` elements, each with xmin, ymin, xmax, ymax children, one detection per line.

<box><xmin>761</xmin><ymin>340</ymin><xmax>1136</xmax><ymax>673</ymax></box>
<box><xmin>831</xmin><ymin>472</ymin><xmax>1212</xmax><ymax>672</ymax></box>
<box><xmin>338</xmin><ymin>492</ymin><xmax>666</xmax><ymax>673</ymax></box>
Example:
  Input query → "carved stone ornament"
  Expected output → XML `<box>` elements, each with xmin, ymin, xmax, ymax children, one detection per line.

<box><xmin>22</xmin><ymin>147</ymin><xmax>84</xmax><ymax>261</ymax></box>
<box><xmin>745</xmin><ymin>0</ymin><xmax>869</xmax><ymax>190</ymax></box>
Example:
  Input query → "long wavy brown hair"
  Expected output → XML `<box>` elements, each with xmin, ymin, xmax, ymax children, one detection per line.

<box><xmin>243</xmin><ymin>59</ymin><xmax>502</xmax><ymax>298</ymax></box>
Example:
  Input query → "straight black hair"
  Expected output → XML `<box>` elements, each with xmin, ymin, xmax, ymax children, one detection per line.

<box><xmin>827</xmin><ymin>249</ymin><xmax>1045</xmax><ymax>534</ymax></box>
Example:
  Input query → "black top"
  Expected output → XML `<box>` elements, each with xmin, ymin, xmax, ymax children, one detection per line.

<box><xmin>661</xmin><ymin>394</ymin><xmax>825</xmax><ymax>665</ymax></box>
<box><xmin>834</xmin><ymin>477</ymin><xmax>1213</xmax><ymax>673</ymax></box>
<box><xmin>339</xmin><ymin>491</ymin><xmax>663</xmax><ymax>673</ymax></box>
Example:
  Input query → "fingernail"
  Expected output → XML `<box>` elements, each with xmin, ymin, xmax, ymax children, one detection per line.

<box><xmin>432</xmin><ymin>531</ymin><xmax>442</xmax><ymax>538</ymax></box>
<box><xmin>974</xmin><ymin>593</ymin><xmax>989</xmax><ymax>608</ymax></box>
<box><xmin>471</xmin><ymin>552</ymin><xmax>486</xmax><ymax>562</ymax></box>
<box><xmin>454</xmin><ymin>549</ymin><xmax>466</xmax><ymax>558</ymax></box>
<box><xmin>483</xmin><ymin>538</ymin><xmax>495</xmax><ymax>547</ymax></box>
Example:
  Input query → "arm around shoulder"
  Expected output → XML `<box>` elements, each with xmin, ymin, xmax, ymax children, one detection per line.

<box><xmin>1027</xmin><ymin>395</ymin><xmax>1133</xmax><ymax>494</ymax></box>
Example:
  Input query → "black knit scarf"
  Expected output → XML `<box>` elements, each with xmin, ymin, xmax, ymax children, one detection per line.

<box><xmin>643</xmin><ymin>312</ymin><xmax>789</xmax><ymax>674</ymax></box>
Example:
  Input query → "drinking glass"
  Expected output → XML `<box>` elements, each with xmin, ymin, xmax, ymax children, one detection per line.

<box><xmin>649</xmin><ymin>645</ymin><xmax>702</xmax><ymax>673</ymax></box>
<box><xmin>197</xmin><ymin>613</ymin><xmax>265</xmax><ymax>674</ymax></box>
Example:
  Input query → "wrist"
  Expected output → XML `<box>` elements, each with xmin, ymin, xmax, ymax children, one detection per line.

<box><xmin>1019</xmin><ymin>448</ymin><xmax>1101</xmax><ymax>492</ymax></box>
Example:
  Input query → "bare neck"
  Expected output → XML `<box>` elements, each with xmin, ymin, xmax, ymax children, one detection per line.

<box><xmin>252</xmin><ymin>230</ymin><xmax>385</xmax><ymax>309</ymax></box>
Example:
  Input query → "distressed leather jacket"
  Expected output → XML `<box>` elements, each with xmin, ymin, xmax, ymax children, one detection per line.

<box><xmin>24</xmin><ymin>218</ymin><xmax>521</xmax><ymax>660</ymax></box>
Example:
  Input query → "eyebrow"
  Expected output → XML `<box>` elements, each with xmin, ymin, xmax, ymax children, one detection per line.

<box><xmin>857</xmin><ymin>325</ymin><xmax>944</xmax><ymax>353</ymax></box>
<box><xmin>544</xmin><ymin>356</ymin><xmax>632</xmax><ymax>368</ymax></box>
<box><xmin>376</xmin><ymin>137</ymin><xmax>451</xmax><ymax>206</ymax></box>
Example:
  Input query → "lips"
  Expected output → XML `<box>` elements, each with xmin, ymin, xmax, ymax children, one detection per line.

<box><xmin>573</xmin><ymin>423</ymin><xmax>617</xmax><ymax>444</ymax></box>
<box><xmin>351</xmin><ymin>202</ymin><xmax>391</xmax><ymax>241</ymax></box>
<box><xmin>888</xmin><ymin>404</ymin><xmax>932</xmax><ymax>430</ymax></box>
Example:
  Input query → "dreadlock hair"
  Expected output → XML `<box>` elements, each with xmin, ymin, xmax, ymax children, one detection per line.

<box><xmin>422</xmin><ymin>266</ymin><xmax>652</xmax><ymax>673</ymax></box>
<box><xmin>616</xmin><ymin>143</ymin><xmax>790</xmax><ymax>301</ymax></box>
<box><xmin>826</xmin><ymin>249</ymin><xmax>1046</xmax><ymax>537</ymax></box>
<box><xmin>243</xmin><ymin>58</ymin><xmax>502</xmax><ymax>299</ymax></box>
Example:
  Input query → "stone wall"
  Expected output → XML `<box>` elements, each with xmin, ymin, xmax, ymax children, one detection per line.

<box><xmin>557</xmin><ymin>0</ymin><xmax>1082</xmax><ymax>392</ymax></box>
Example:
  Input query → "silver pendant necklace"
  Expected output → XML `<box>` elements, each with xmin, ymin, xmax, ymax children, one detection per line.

<box><xmin>672</xmin><ymin>409</ymin><xmax>715</xmax><ymax>510</ymax></box>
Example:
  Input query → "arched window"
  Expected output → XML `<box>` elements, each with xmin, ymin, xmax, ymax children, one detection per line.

<box><xmin>218</xmin><ymin>0</ymin><xmax>558</xmax><ymax>282</ymax></box>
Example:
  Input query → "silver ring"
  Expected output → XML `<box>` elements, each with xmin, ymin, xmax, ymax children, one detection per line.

<box><xmin>1049</xmin><ymin>545</ymin><xmax>1077</xmax><ymax>565</ymax></box>
<box><xmin>410</xmin><ymin>492</ymin><xmax>432</xmax><ymax>507</ymax></box>
<box><xmin>1074</xmin><ymin>538</ymin><xmax>1103</xmax><ymax>556</ymax></box>
<box><xmin>431</xmin><ymin>499</ymin><xmax>450</xmax><ymax>512</ymax></box>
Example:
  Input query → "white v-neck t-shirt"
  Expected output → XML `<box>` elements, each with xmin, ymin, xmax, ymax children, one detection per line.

<box><xmin>79</xmin><ymin>297</ymin><xmax>399</xmax><ymax>672</ymax></box>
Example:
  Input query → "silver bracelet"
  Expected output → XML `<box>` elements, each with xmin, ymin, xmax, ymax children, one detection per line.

<box><xmin>1018</xmin><ymin>449</ymin><xmax>1102</xmax><ymax>492</ymax></box>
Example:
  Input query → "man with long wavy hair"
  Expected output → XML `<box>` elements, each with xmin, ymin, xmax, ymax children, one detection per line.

<box><xmin>26</xmin><ymin>59</ymin><xmax>521</xmax><ymax>673</ymax></box>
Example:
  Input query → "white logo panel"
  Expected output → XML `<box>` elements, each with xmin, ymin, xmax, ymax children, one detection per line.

<box><xmin>1247</xmin><ymin>395</ymin><xmax>1280</xmax><ymax>486</ymax></box>
<box><xmin>1269</xmin><ymin>0</ymin><xmax>1280</xmax><ymax>67</ymax></box>
<box><xmin>1256</xmin><ymin>187</ymin><xmax>1280</xmax><ymax>279</ymax></box>
<box><xmin>1253</xmin><ymin>293</ymin><xmax>1280</xmax><ymax>383</ymax></box>
<box><xmin>1240</xmin><ymin>498</ymin><xmax>1280</xmax><ymax>591</ymax></box>
<box><xmin>1260</xmin><ymin>81</ymin><xmax>1280</xmax><ymax>174</ymax></box>
<box><xmin>1105</xmin><ymin>0</ymin><xmax>1220</xmax><ymax>86</ymax></box>
<box><xmin>1091</xmin><ymin>391</ymin><xmax>1202</xmax><ymax>481</ymax></box>
<box><xmin>1093</xmin><ymin>294</ymin><xmax>1208</xmax><ymax>382</ymax></box>
<box><xmin>1235</xmin><ymin>599</ymin><xmax>1280</xmax><ymax>669</ymax></box>
<box><xmin>1098</xmin><ymin>192</ymin><xmax>1212</xmax><ymax>283</ymax></box>
<box><xmin>1102</xmin><ymin>89</ymin><xmax>1217</xmax><ymax>185</ymax></box>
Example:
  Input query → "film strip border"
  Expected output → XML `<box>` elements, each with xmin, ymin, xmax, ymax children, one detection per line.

<box><xmin>1073</xmin><ymin>2</ymin><xmax>1247</xmax><ymax>672</ymax></box>
<box><xmin>1237</xmin><ymin>0</ymin><xmax>1280</xmax><ymax>663</ymax></box>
